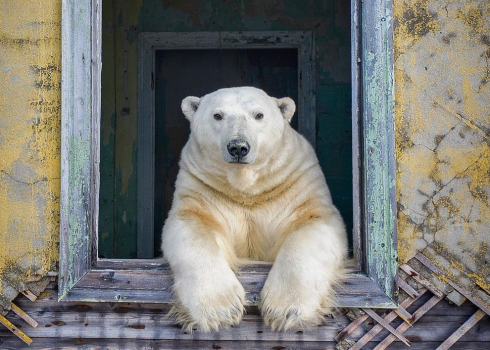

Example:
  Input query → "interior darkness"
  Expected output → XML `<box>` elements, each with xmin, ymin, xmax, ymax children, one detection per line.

<box><xmin>153</xmin><ymin>49</ymin><xmax>298</xmax><ymax>256</ymax></box>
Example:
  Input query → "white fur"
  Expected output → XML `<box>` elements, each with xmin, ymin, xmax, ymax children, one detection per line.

<box><xmin>162</xmin><ymin>87</ymin><xmax>348</xmax><ymax>332</ymax></box>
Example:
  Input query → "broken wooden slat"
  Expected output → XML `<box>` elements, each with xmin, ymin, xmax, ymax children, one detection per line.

<box><xmin>21</xmin><ymin>289</ymin><xmax>37</xmax><ymax>302</ymax></box>
<box><xmin>11</xmin><ymin>303</ymin><xmax>38</xmax><ymax>328</ymax></box>
<box><xmin>394</xmin><ymin>306</ymin><xmax>412</xmax><ymax>325</ymax></box>
<box><xmin>435</xmin><ymin>309</ymin><xmax>486</xmax><ymax>350</ymax></box>
<box><xmin>334</xmin><ymin>313</ymin><xmax>369</xmax><ymax>342</ymax></box>
<box><xmin>415</xmin><ymin>253</ymin><xmax>490</xmax><ymax>316</ymax></box>
<box><xmin>397</xmin><ymin>275</ymin><xmax>420</xmax><ymax>298</ymax></box>
<box><xmin>362</xmin><ymin>308</ymin><xmax>411</xmax><ymax>346</ymax></box>
<box><xmin>400</xmin><ymin>263</ymin><xmax>444</xmax><ymax>298</ymax></box>
<box><xmin>0</xmin><ymin>314</ymin><xmax>33</xmax><ymax>345</ymax></box>
<box><xmin>373</xmin><ymin>295</ymin><xmax>443</xmax><ymax>350</ymax></box>
<box><xmin>348</xmin><ymin>289</ymin><xmax>428</xmax><ymax>350</ymax></box>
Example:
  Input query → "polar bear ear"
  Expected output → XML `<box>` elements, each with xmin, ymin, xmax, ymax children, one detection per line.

<box><xmin>181</xmin><ymin>96</ymin><xmax>201</xmax><ymax>121</ymax></box>
<box><xmin>276</xmin><ymin>97</ymin><xmax>296</xmax><ymax>123</ymax></box>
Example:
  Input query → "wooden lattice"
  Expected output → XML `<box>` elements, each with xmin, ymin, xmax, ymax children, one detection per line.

<box><xmin>335</xmin><ymin>252</ymin><xmax>490</xmax><ymax>350</ymax></box>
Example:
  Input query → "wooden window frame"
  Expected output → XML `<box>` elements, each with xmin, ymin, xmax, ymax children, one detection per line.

<box><xmin>60</xmin><ymin>0</ymin><xmax>398</xmax><ymax>309</ymax></box>
<box><xmin>136</xmin><ymin>31</ymin><xmax>316</xmax><ymax>258</ymax></box>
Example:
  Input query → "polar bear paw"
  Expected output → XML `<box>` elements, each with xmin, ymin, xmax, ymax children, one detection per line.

<box><xmin>168</xmin><ymin>282</ymin><xmax>246</xmax><ymax>332</ymax></box>
<box><xmin>259</xmin><ymin>286</ymin><xmax>334</xmax><ymax>331</ymax></box>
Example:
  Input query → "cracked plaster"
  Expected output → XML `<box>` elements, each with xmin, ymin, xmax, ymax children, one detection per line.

<box><xmin>395</xmin><ymin>0</ymin><xmax>490</xmax><ymax>283</ymax></box>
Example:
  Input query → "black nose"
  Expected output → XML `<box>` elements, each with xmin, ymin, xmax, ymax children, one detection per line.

<box><xmin>227</xmin><ymin>139</ymin><xmax>250</xmax><ymax>158</ymax></box>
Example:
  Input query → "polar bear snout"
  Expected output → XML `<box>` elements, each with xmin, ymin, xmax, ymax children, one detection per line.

<box><xmin>227</xmin><ymin>139</ymin><xmax>250</xmax><ymax>162</ymax></box>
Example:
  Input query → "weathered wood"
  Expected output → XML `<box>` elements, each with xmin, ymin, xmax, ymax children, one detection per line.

<box><xmin>349</xmin><ymin>289</ymin><xmax>428</xmax><ymax>350</ymax></box>
<box><xmin>60</xmin><ymin>0</ymin><xmax>397</xmax><ymax>310</ymax></box>
<box><xmin>335</xmin><ymin>313</ymin><xmax>369</xmax><ymax>342</ymax></box>
<box><xmin>3</xmin><ymin>286</ymin><xmax>490</xmax><ymax>345</ymax></box>
<box><xmin>59</xmin><ymin>0</ymin><xmax>100</xmax><ymax>300</ymax></box>
<box><xmin>20</xmin><ymin>290</ymin><xmax>37</xmax><ymax>302</ymax></box>
<box><xmin>59</xmin><ymin>269</ymin><xmax>396</xmax><ymax>308</ymax></box>
<box><xmin>10</xmin><ymin>303</ymin><xmax>38</xmax><ymax>328</ymax></box>
<box><xmin>397</xmin><ymin>275</ymin><xmax>420</xmax><ymax>298</ymax></box>
<box><xmin>136</xmin><ymin>32</ymin><xmax>156</xmax><ymax>259</ymax></box>
<box><xmin>400</xmin><ymin>264</ymin><xmax>445</xmax><ymax>298</ymax></box>
<box><xmin>360</xmin><ymin>0</ymin><xmax>398</xmax><ymax>301</ymax></box>
<box><xmin>394</xmin><ymin>306</ymin><xmax>412</xmax><ymax>325</ymax></box>
<box><xmin>362</xmin><ymin>308</ymin><xmax>411</xmax><ymax>346</ymax></box>
<box><xmin>373</xmin><ymin>295</ymin><xmax>443</xmax><ymax>350</ymax></box>
<box><xmin>0</xmin><ymin>314</ymin><xmax>32</xmax><ymax>345</ymax></box>
<box><xmin>2</xmin><ymin>339</ymin><xmax>490</xmax><ymax>350</ymax></box>
<box><xmin>436</xmin><ymin>309</ymin><xmax>487</xmax><ymax>350</ymax></box>
<box><xmin>415</xmin><ymin>253</ymin><xmax>490</xmax><ymax>316</ymax></box>
<box><xmin>407</xmin><ymin>257</ymin><xmax>466</xmax><ymax>305</ymax></box>
<box><xmin>350</xmin><ymin>0</ymin><xmax>363</xmax><ymax>272</ymax></box>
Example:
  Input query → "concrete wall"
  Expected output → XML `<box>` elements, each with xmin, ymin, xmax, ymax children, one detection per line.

<box><xmin>0</xmin><ymin>0</ymin><xmax>488</xmax><ymax>307</ymax></box>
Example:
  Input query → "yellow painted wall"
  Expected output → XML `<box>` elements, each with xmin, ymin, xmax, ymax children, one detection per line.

<box><xmin>0</xmin><ymin>0</ymin><xmax>60</xmax><ymax>306</ymax></box>
<box><xmin>394</xmin><ymin>0</ymin><xmax>489</xmax><ymax>283</ymax></box>
<box><xmin>0</xmin><ymin>0</ymin><xmax>488</xmax><ymax>308</ymax></box>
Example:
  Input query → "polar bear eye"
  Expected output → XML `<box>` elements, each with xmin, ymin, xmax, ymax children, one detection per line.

<box><xmin>213</xmin><ymin>113</ymin><xmax>223</xmax><ymax>121</ymax></box>
<box><xmin>255</xmin><ymin>113</ymin><xmax>264</xmax><ymax>120</ymax></box>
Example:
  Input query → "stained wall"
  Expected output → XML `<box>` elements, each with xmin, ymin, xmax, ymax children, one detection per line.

<box><xmin>394</xmin><ymin>0</ymin><xmax>489</xmax><ymax>284</ymax></box>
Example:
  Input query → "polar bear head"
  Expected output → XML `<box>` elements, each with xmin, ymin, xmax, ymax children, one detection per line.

<box><xmin>181</xmin><ymin>87</ymin><xmax>295</xmax><ymax>166</ymax></box>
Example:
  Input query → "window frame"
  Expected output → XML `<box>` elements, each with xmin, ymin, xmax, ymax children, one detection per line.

<box><xmin>59</xmin><ymin>0</ymin><xmax>398</xmax><ymax>309</ymax></box>
<box><xmin>136</xmin><ymin>31</ymin><xmax>316</xmax><ymax>259</ymax></box>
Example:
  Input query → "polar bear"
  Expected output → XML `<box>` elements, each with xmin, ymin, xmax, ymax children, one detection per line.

<box><xmin>162</xmin><ymin>87</ymin><xmax>347</xmax><ymax>332</ymax></box>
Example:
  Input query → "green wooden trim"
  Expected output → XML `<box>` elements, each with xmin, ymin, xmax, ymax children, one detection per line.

<box><xmin>359</xmin><ymin>0</ymin><xmax>398</xmax><ymax>300</ymax></box>
<box><xmin>59</xmin><ymin>0</ymin><xmax>101</xmax><ymax>300</ymax></box>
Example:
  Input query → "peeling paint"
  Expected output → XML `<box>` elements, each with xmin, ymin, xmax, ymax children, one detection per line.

<box><xmin>0</xmin><ymin>0</ymin><xmax>61</xmax><ymax>307</ymax></box>
<box><xmin>395</xmin><ymin>0</ymin><xmax>490</xmax><ymax>284</ymax></box>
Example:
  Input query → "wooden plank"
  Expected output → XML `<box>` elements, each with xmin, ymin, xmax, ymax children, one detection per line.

<box><xmin>2</xmin><ymin>339</ymin><xmax>490</xmax><ymax>350</ymax></box>
<box><xmin>136</xmin><ymin>32</ymin><xmax>155</xmax><ymax>259</ymax></box>
<box><xmin>373</xmin><ymin>295</ymin><xmax>443</xmax><ymax>350</ymax></box>
<box><xmin>415</xmin><ymin>253</ymin><xmax>490</xmax><ymax>316</ymax></box>
<box><xmin>59</xmin><ymin>0</ymin><xmax>98</xmax><ymax>301</ymax></box>
<box><xmin>97</xmin><ymin>0</ymin><xmax>117</xmax><ymax>259</ymax></box>
<box><xmin>362</xmin><ymin>308</ymin><xmax>411</xmax><ymax>346</ymax></box>
<box><xmin>350</xmin><ymin>289</ymin><xmax>428</xmax><ymax>350</ymax></box>
<box><xmin>0</xmin><ymin>312</ymin><xmax>346</xmax><ymax>342</ymax></box>
<box><xmin>361</xmin><ymin>0</ymin><xmax>398</xmax><ymax>301</ymax></box>
<box><xmin>20</xmin><ymin>290</ymin><xmax>37</xmax><ymax>302</ymax></box>
<box><xmin>297</xmin><ymin>31</ymin><xmax>316</xmax><ymax>147</ymax></box>
<box><xmin>407</xmin><ymin>257</ymin><xmax>466</xmax><ymax>305</ymax></box>
<box><xmin>61</xmin><ymin>270</ymin><xmax>396</xmax><ymax>308</ymax></box>
<box><xmin>350</xmin><ymin>0</ymin><xmax>363</xmax><ymax>272</ymax></box>
<box><xmin>397</xmin><ymin>275</ymin><xmax>420</xmax><ymax>298</ymax></box>
<box><xmin>394</xmin><ymin>306</ymin><xmax>412</xmax><ymax>325</ymax></box>
<box><xmin>5</xmin><ymin>286</ymin><xmax>490</xmax><ymax>344</ymax></box>
<box><xmin>10</xmin><ymin>303</ymin><xmax>38</xmax><ymax>328</ymax></box>
<box><xmin>335</xmin><ymin>313</ymin><xmax>369</xmax><ymax>342</ymax></box>
<box><xmin>400</xmin><ymin>264</ymin><xmax>445</xmax><ymax>298</ymax></box>
<box><xmin>0</xmin><ymin>314</ymin><xmax>32</xmax><ymax>345</ymax></box>
<box><xmin>436</xmin><ymin>309</ymin><xmax>486</xmax><ymax>350</ymax></box>
<box><xmin>0</xmin><ymin>338</ymin><xmax>344</xmax><ymax>350</ymax></box>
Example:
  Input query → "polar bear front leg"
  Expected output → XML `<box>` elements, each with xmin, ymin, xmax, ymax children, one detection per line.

<box><xmin>162</xmin><ymin>216</ymin><xmax>245</xmax><ymax>332</ymax></box>
<box><xmin>260</xmin><ymin>220</ymin><xmax>347</xmax><ymax>331</ymax></box>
